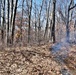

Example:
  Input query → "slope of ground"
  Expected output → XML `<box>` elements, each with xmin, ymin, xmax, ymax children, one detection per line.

<box><xmin>51</xmin><ymin>42</ymin><xmax>76</xmax><ymax>75</ymax></box>
<box><xmin>63</xmin><ymin>45</ymin><xmax>76</xmax><ymax>75</ymax></box>
<box><xmin>0</xmin><ymin>43</ymin><xmax>76</xmax><ymax>75</ymax></box>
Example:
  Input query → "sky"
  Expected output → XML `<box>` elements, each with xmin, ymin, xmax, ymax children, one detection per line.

<box><xmin>36</xmin><ymin>0</ymin><xmax>41</xmax><ymax>4</ymax></box>
<box><xmin>74</xmin><ymin>0</ymin><xmax>76</xmax><ymax>3</ymax></box>
<box><xmin>36</xmin><ymin>0</ymin><xmax>76</xmax><ymax>4</ymax></box>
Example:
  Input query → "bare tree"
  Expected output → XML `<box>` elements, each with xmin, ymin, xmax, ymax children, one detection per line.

<box><xmin>1</xmin><ymin>0</ymin><xmax>6</xmax><ymax>44</ymax></box>
<box><xmin>57</xmin><ymin>0</ymin><xmax>76</xmax><ymax>42</ymax></box>
<box><xmin>38</xmin><ymin>0</ymin><xmax>44</xmax><ymax>45</ymax></box>
<box><xmin>74</xmin><ymin>20</ymin><xmax>76</xmax><ymax>42</ymax></box>
<box><xmin>26</xmin><ymin>0</ymin><xmax>33</xmax><ymax>43</ymax></box>
<box><xmin>20</xmin><ymin>0</ymin><xmax>24</xmax><ymax>42</ymax></box>
<box><xmin>11</xmin><ymin>0</ymin><xmax>18</xmax><ymax>44</ymax></box>
<box><xmin>7</xmin><ymin>0</ymin><xmax>10</xmax><ymax>45</ymax></box>
<box><xmin>0</xmin><ymin>0</ymin><xmax>76</xmax><ymax>46</ymax></box>
<box><xmin>51</xmin><ymin>0</ymin><xmax>56</xmax><ymax>43</ymax></box>
<box><xmin>0</xmin><ymin>0</ymin><xmax>1</xmax><ymax>27</ymax></box>
<box><xmin>10</xmin><ymin>0</ymin><xmax>14</xmax><ymax>40</ymax></box>
<box><xmin>44</xmin><ymin>0</ymin><xmax>51</xmax><ymax>42</ymax></box>
<box><xmin>66</xmin><ymin>0</ymin><xmax>76</xmax><ymax>42</ymax></box>
<box><xmin>34</xmin><ymin>0</ymin><xmax>37</xmax><ymax>41</ymax></box>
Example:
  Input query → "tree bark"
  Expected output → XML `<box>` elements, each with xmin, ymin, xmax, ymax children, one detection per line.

<box><xmin>34</xmin><ymin>0</ymin><xmax>37</xmax><ymax>41</ymax></box>
<box><xmin>44</xmin><ymin>0</ymin><xmax>51</xmax><ymax>41</ymax></box>
<box><xmin>1</xmin><ymin>0</ymin><xmax>5</xmax><ymax>44</ymax></box>
<box><xmin>66</xmin><ymin>0</ymin><xmax>76</xmax><ymax>42</ymax></box>
<box><xmin>7</xmin><ymin>0</ymin><xmax>10</xmax><ymax>45</ymax></box>
<box><xmin>74</xmin><ymin>20</ymin><xmax>76</xmax><ymax>42</ymax></box>
<box><xmin>11</xmin><ymin>0</ymin><xmax>18</xmax><ymax>44</ymax></box>
<box><xmin>38</xmin><ymin>0</ymin><xmax>44</xmax><ymax>45</ymax></box>
<box><xmin>0</xmin><ymin>0</ymin><xmax>1</xmax><ymax>27</ymax></box>
<box><xmin>28</xmin><ymin>0</ymin><xmax>32</xmax><ymax>43</ymax></box>
<box><xmin>51</xmin><ymin>0</ymin><xmax>56</xmax><ymax>43</ymax></box>
<box><xmin>20</xmin><ymin>0</ymin><xmax>24</xmax><ymax>42</ymax></box>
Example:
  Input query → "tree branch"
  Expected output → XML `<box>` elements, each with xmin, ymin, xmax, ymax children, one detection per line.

<box><xmin>69</xmin><ymin>4</ymin><xmax>76</xmax><ymax>10</ymax></box>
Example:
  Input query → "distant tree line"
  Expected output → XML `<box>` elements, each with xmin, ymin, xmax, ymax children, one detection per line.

<box><xmin>0</xmin><ymin>0</ymin><xmax>76</xmax><ymax>46</ymax></box>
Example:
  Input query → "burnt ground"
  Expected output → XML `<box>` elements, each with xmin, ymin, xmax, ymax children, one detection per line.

<box><xmin>0</xmin><ymin>43</ymin><xmax>76</xmax><ymax>75</ymax></box>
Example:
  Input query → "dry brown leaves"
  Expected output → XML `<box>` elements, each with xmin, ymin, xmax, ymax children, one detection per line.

<box><xmin>0</xmin><ymin>43</ymin><xmax>76</xmax><ymax>75</ymax></box>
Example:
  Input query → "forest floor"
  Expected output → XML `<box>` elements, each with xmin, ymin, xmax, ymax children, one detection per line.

<box><xmin>0</xmin><ymin>42</ymin><xmax>76</xmax><ymax>75</ymax></box>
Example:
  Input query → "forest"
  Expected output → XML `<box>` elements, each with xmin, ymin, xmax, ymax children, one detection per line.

<box><xmin>0</xmin><ymin>0</ymin><xmax>76</xmax><ymax>75</ymax></box>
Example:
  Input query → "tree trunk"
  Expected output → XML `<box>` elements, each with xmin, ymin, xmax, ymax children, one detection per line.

<box><xmin>1</xmin><ymin>0</ymin><xmax>5</xmax><ymax>44</ymax></box>
<box><xmin>51</xmin><ymin>0</ymin><xmax>56</xmax><ymax>43</ymax></box>
<box><xmin>38</xmin><ymin>18</ymin><xmax>41</xmax><ymax>45</ymax></box>
<box><xmin>0</xmin><ymin>0</ymin><xmax>1</xmax><ymax>27</ymax></box>
<box><xmin>66</xmin><ymin>9</ymin><xmax>70</xmax><ymax>42</ymax></box>
<box><xmin>34</xmin><ymin>0</ymin><xmax>37</xmax><ymax>41</ymax></box>
<box><xmin>44</xmin><ymin>0</ymin><xmax>51</xmax><ymax>41</ymax></box>
<box><xmin>11</xmin><ymin>0</ymin><xmax>18</xmax><ymax>44</ymax></box>
<box><xmin>38</xmin><ymin>0</ymin><xmax>44</xmax><ymax>45</ymax></box>
<box><xmin>28</xmin><ymin>0</ymin><xmax>32</xmax><ymax>43</ymax></box>
<box><xmin>66</xmin><ymin>0</ymin><xmax>76</xmax><ymax>42</ymax></box>
<box><xmin>7</xmin><ymin>0</ymin><xmax>10</xmax><ymax>45</ymax></box>
<box><xmin>74</xmin><ymin>20</ymin><xmax>76</xmax><ymax>42</ymax></box>
<box><xmin>20</xmin><ymin>0</ymin><xmax>24</xmax><ymax>42</ymax></box>
<box><xmin>10</xmin><ymin>0</ymin><xmax>13</xmax><ymax>37</ymax></box>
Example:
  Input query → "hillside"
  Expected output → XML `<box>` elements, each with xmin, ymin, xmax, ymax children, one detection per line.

<box><xmin>0</xmin><ymin>43</ymin><xmax>76</xmax><ymax>75</ymax></box>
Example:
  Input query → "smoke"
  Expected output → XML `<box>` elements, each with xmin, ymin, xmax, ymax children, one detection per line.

<box><xmin>51</xmin><ymin>36</ymin><xmax>76</xmax><ymax>58</ymax></box>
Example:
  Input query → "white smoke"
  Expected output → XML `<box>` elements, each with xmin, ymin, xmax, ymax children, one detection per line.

<box><xmin>51</xmin><ymin>33</ymin><xmax>76</xmax><ymax>57</ymax></box>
